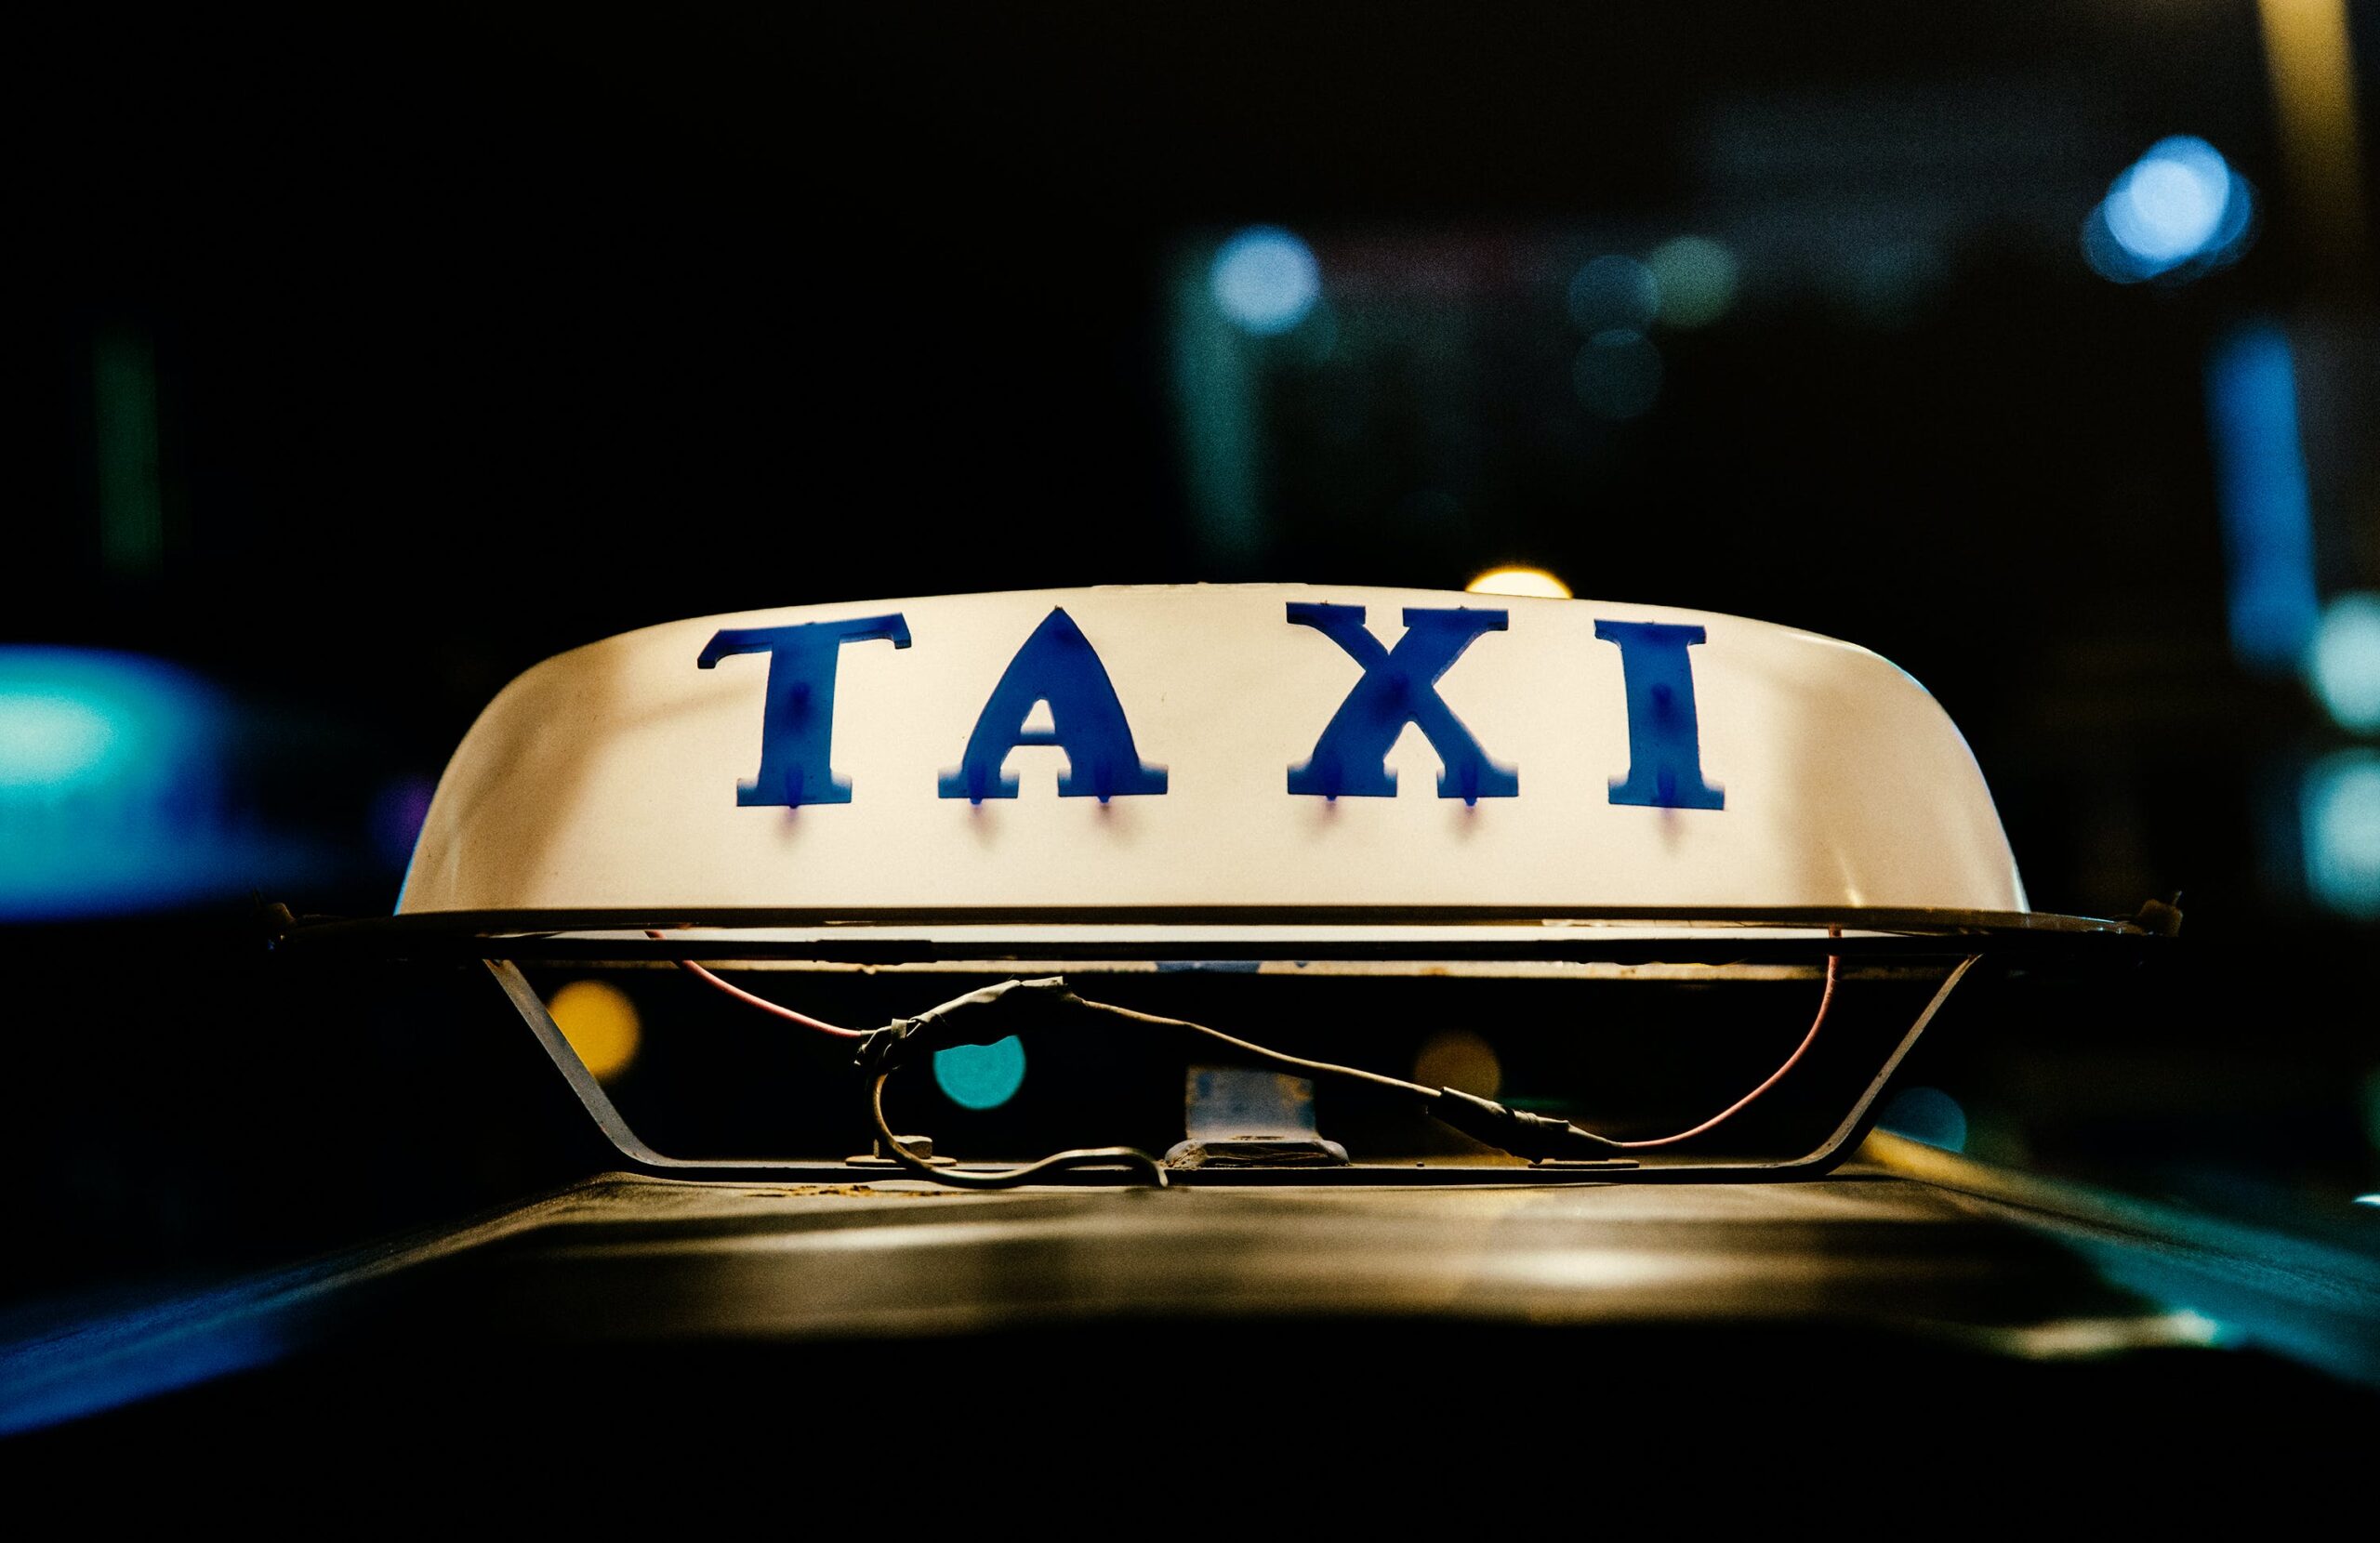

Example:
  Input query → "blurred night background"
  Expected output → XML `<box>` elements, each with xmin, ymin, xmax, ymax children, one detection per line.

<box><xmin>6</xmin><ymin>5</ymin><xmax>2379</xmax><ymax>1309</ymax></box>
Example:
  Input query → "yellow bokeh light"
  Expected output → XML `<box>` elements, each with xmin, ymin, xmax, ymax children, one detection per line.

<box><xmin>2256</xmin><ymin>0</ymin><xmax>2368</xmax><ymax>267</ymax></box>
<box><xmin>547</xmin><ymin>978</ymin><xmax>641</xmax><ymax>1083</ymax></box>
<box><xmin>1413</xmin><ymin>1028</ymin><xmax>1502</xmax><ymax>1100</ymax></box>
<box><xmin>1464</xmin><ymin>566</ymin><xmax>1571</xmax><ymax>600</ymax></box>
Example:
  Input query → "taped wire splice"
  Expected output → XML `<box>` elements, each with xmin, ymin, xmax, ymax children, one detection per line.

<box><xmin>853</xmin><ymin>977</ymin><xmax>1085</xmax><ymax>1073</ymax></box>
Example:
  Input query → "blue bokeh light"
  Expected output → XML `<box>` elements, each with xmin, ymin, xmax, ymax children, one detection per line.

<box><xmin>2082</xmin><ymin>137</ymin><xmax>2254</xmax><ymax>284</ymax></box>
<box><xmin>1567</xmin><ymin>255</ymin><xmax>1659</xmax><ymax>333</ymax></box>
<box><xmin>2309</xmin><ymin>592</ymin><xmax>2380</xmax><ymax>734</ymax></box>
<box><xmin>933</xmin><ymin>1035</ymin><xmax>1027</xmax><ymax>1110</ymax></box>
<box><xmin>2108</xmin><ymin>138</ymin><xmax>2232</xmax><ymax>262</ymax></box>
<box><xmin>2206</xmin><ymin>323</ymin><xmax>2319</xmax><ymax>672</ymax></box>
<box><xmin>1878</xmin><ymin>1086</ymin><xmax>1969</xmax><ymax>1153</ymax></box>
<box><xmin>1210</xmin><ymin>226</ymin><xmax>1320</xmax><ymax>336</ymax></box>
<box><xmin>2303</xmin><ymin>750</ymin><xmax>2380</xmax><ymax>919</ymax></box>
<box><xmin>1573</xmin><ymin>329</ymin><xmax>1662</xmax><ymax>419</ymax></box>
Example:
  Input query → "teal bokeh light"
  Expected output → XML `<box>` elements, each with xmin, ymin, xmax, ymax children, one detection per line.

<box><xmin>0</xmin><ymin>648</ymin><xmax>205</xmax><ymax>791</ymax></box>
<box><xmin>0</xmin><ymin>692</ymin><xmax>119</xmax><ymax>788</ymax></box>
<box><xmin>933</xmin><ymin>1035</ymin><xmax>1027</xmax><ymax>1110</ymax></box>
<box><xmin>1645</xmin><ymin>236</ymin><xmax>1739</xmax><ymax>328</ymax></box>
<box><xmin>0</xmin><ymin>647</ymin><xmax>249</xmax><ymax>919</ymax></box>
<box><xmin>1879</xmin><ymin>1086</ymin><xmax>1969</xmax><ymax>1153</ymax></box>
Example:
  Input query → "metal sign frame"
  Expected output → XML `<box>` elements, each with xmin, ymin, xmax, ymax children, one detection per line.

<box><xmin>269</xmin><ymin>905</ymin><xmax>2052</xmax><ymax>1187</ymax></box>
<box><xmin>479</xmin><ymin>950</ymin><xmax>1981</xmax><ymax>1185</ymax></box>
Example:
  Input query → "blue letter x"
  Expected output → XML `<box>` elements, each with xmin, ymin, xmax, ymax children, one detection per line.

<box><xmin>1286</xmin><ymin>603</ymin><xmax>1519</xmax><ymax>803</ymax></box>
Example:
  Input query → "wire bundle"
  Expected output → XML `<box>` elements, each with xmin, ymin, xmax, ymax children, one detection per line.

<box><xmin>656</xmin><ymin>938</ymin><xmax>1847</xmax><ymax>1189</ymax></box>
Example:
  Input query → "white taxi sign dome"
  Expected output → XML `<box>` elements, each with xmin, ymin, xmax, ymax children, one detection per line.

<box><xmin>397</xmin><ymin>585</ymin><xmax>2028</xmax><ymax>921</ymax></box>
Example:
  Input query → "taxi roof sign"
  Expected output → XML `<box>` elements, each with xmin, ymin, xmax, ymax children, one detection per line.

<box><xmin>397</xmin><ymin>585</ymin><xmax>2029</xmax><ymax>924</ymax></box>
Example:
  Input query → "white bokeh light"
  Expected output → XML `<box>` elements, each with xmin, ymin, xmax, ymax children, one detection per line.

<box><xmin>2107</xmin><ymin>138</ymin><xmax>2233</xmax><ymax>263</ymax></box>
<box><xmin>2082</xmin><ymin>136</ymin><xmax>2254</xmax><ymax>284</ymax></box>
<box><xmin>1210</xmin><ymin>226</ymin><xmax>1321</xmax><ymax>336</ymax></box>
<box><xmin>2304</xmin><ymin>751</ymin><xmax>2380</xmax><ymax>919</ymax></box>
<box><xmin>2308</xmin><ymin>592</ymin><xmax>2380</xmax><ymax>733</ymax></box>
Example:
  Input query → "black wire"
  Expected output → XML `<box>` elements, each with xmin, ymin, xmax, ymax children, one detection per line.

<box><xmin>866</xmin><ymin>1071</ymin><xmax>1169</xmax><ymax>1189</ymax></box>
<box><xmin>855</xmin><ymin>966</ymin><xmax>1864</xmax><ymax>1184</ymax></box>
<box><xmin>1071</xmin><ymin>998</ymin><xmax>1440</xmax><ymax>1101</ymax></box>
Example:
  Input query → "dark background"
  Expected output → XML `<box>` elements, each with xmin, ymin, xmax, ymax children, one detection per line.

<box><xmin>6</xmin><ymin>5</ymin><xmax>2377</xmax><ymax>1306</ymax></box>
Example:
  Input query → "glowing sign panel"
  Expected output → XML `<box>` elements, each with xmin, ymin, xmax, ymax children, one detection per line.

<box><xmin>398</xmin><ymin>586</ymin><xmax>2025</xmax><ymax>917</ymax></box>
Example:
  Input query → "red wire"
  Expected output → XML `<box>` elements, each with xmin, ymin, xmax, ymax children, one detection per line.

<box><xmin>636</xmin><ymin>926</ymin><xmax>1843</xmax><ymax>1136</ymax></box>
<box><xmin>1604</xmin><ymin>952</ymin><xmax>1841</xmax><ymax>1149</ymax></box>
<box><xmin>644</xmin><ymin>930</ymin><xmax>862</xmax><ymax>1038</ymax></box>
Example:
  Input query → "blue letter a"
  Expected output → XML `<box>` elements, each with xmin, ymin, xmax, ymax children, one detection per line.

<box><xmin>939</xmin><ymin>609</ymin><xmax>1169</xmax><ymax>803</ymax></box>
<box><xmin>1595</xmin><ymin>620</ymin><xmax>1724</xmax><ymax>811</ymax></box>
<box><xmin>1286</xmin><ymin>603</ymin><xmax>1519</xmax><ymax>803</ymax></box>
<box><xmin>700</xmin><ymin>613</ymin><xmax>911</xmax><ymax>807</ymax></box>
